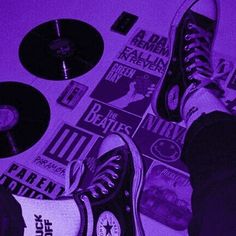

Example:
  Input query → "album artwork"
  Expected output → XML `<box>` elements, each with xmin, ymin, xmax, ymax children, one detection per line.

<box><xmin>140</xmin><ymin>163</ymin><xmax>192</xmax><ymax>231</ymax></box>
<box><xmin>91</xmin><ymin>61</ymin><xmax>160</xmax><ymax>117</ymax></box>
<box><xmin>133</xmin><ymin>113</ymin><xmax>187</xmax><ymax>172</ymax></box>
<box><xmin>116</xmin><ymin>29</ymin><xmax>169</xmax><ymax>77</ymax></box>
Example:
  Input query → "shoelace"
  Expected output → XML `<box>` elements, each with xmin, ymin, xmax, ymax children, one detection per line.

<box><xmin>64</xmin><ymin>155</ymin><xmax>121</xmax><ymax>198</ymax></box>
<box><xmin>184</xmin><ymin>22</ymin><xmax>213</xmax><ymax>81</ymax></box>
<box><xmin>184</xmin><ymin>22</ymin><xmax>227</xmax><ymax>93</ymax></box>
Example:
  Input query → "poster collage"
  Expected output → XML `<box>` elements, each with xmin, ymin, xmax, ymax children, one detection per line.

<box><xmin>1</xmin><ymin>28</ymin><xmax>236</xmax><ymax>231</ymax></box>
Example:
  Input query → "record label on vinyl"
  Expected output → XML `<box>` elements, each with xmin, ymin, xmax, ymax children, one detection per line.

<box><xmin>0</xmin><ymin>82</ymin><xmax>50</xmax><ymax>158</ymax></box>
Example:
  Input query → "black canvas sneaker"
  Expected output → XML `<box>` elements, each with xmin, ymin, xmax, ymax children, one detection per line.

<box><xmin>152</xmin><ymin>0</ymin><xmax>223</xmax><ymax>122</ymax></box>
<box><xmin>65</xmin><ymin>133</ymin><xmax>144</xmax><ymax>236</ymax></box>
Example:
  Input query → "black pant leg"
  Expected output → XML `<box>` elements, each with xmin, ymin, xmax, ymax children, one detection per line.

<box><xmin>181</xmin><ymin>112</ymin><xmax>236</xmax><ymax>236</ymax></box>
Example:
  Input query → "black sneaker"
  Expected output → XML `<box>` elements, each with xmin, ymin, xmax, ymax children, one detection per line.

<box><xmin>65</xmin><ymin>133</ymin><xmax>144</xmax><ymax>236</ymax></box>
<box><xmin>152</xmin><ymin>0</ymin><xmax>223</xmax><ymax>122</ymax></box>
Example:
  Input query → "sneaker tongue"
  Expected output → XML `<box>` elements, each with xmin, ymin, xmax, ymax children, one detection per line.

<box><xmin>191</xmin><ymin>1</ymin><xmax>217</xmax><ymax>21</ymax></box>
<box><xmin>98</xmin><ymin>134</ymin><xmax>126</xmax><ymax>157</ymax></box>
<box><xmin>79</xmin><ymin>145</ymin><xmax>127</xmax><ymax>191</ymax></box>
<box><xmin>188</xmin><ymin>10</ymin><xmax>216</xmax><ymax>32</ymax></box>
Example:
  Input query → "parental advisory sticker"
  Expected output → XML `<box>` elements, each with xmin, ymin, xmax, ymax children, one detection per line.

<box><xmin>0</xmin><ymin>163</ymin><xmax>65</xmax><ymax>199</ymax></box>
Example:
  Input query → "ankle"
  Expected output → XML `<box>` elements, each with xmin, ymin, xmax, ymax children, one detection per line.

<box><xmin>182</xmin><ymin>87</ymin><xmax>230</xmax><ymax>128</ymax></box>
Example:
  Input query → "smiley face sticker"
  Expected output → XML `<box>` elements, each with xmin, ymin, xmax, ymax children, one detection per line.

<box><xmin>150</xmin><ymin>138</ymin><xmax>181</xmax><ymax>162</ymax></box>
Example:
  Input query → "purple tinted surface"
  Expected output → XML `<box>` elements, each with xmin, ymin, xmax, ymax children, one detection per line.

<box><xmin>1</xmin><ymin>0</ymin><xmax>236</xmax><ymax>235</ymax></box>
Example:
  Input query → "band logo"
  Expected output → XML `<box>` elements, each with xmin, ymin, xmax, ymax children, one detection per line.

<box><xmin>43</xmin><ymin>124</ymin><xmax>92</xmax><ymax>165</ymax></box>
<box><xmin>133</xmin><ymin>113</ymin><xmax>187</xmax><ymax>172</ymax></box>
<box><xmin>77</xmin><ymin>100</ymin><xmax>141</xmax><ymax>137</ymax></box>
<box><xmin>117</xmin><ymin>29</ymin><xmax>169</xmax><ymax>76</ymax></box>
<box><xmin>91</xmin><ymin>61</ymin><xmax>160</xmax><ymax>117</ymax></box>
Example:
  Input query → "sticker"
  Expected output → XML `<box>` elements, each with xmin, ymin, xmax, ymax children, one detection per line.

<box><xmin>57</xmin><ymin>81</ymin><xmax>88</xmax><ymax>109</ymax></box>
<box><xmin>96</xmin><ymin>211</ymin><xmax>121</xmax><ymax>236</ymax></box>
<box><xmin>140</xmin><ymin>163</ymin><xmax>192</xmax><ymax>230</ymax></box>
<box><xmin>43</xmin><ymin>124</ymin><xmax>92</xmax><ymax>165</ymax></box>
<box><xmin>133</xmin><ymin>113</ymin><xmax>187</xmax><ymax>172</ymax></box>
<box><xmin>151</xmin><ymin>138</ymin><xmax>181</xmax><ymax>162</ymax></box>
<box><xmin>77</xmin><ymin>100</ymin><xmax>141</xmax><ymax>137</ymax></box>
<box><xmin>33</xmin><ymin>156</ymin><xmax>66</xmax><ymax>178</ymax></box>
<box><xmin>0</xmin><ymin>163</ymin><xmax>64</xmax><ymax>199</ymax></box>
<box><xmin>116</xmin><ymin>29</ymin><xmax>169</xmax><ymax>76</ymax></box>
<box><xmin>91</xmin><ymin>62</ymin><xmax>160</xmax><ymax>117</ymax></box>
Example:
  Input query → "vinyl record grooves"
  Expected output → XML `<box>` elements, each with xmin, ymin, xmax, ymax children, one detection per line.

<box><xmin>0</xmin><ymin>82</ymin><xmax>50</xmax><ymax>158</ymax></box>
<box><xmin>19</xmin><ymin>19</ymin><xmax>104</xmax><ymax>80</ymax></box>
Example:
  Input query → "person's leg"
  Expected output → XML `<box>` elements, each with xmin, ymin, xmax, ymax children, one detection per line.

<box><xmin>14</xmin><ymin>196</ymin><xmax>81</xmax><ymax>236</ymax></box>
<box><xmin>152</xmin><ymin>0</ymin><xmax>224</xmax><ymax>122</ymax></box>
<box><xmin>181</xmin><ymin>111</ymin><xmax>236</xmax><ymax>236</ymax></box>
<box><xmin>0</xmin><ymin>133</ymin><xmax>144</xmax><ymax>236</ymax></box>
<box><xmin>0</xmin><ymin>186</ymin><xmax>25</xmax><ymax>236</ymax></box>
<box><xmin>152</xmin><ymin>0</ymin><xmax>236</xmax><ymax>235</ymax></box>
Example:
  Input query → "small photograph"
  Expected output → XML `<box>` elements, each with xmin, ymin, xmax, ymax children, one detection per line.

<box><xmin>140</xmin><ymin>163</ymin><xmax>192</xmax><ymax>231</ymax></box>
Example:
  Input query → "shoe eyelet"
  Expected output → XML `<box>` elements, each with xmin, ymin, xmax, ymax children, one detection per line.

<box><xmin>184</xmin><ymin>57</ymin><xmax>189</xmax><ymax>62</ymax></box>
<box><xmin>108</xmin><ymin>182</ymin><xmax>114</xmax><ymax>188</ymax></box>
<box><xmin>185</xmin><ymin>34</ymin><xmax>191</xmax><ymax>41</ymax></box>
<box><xmin>124</xmin><ymin>190</ymin><xmax>130</xmax><ymax>197</ymax></box>
<box><xmin>116</xmin><ymin>155</ymin><xmax>121</xmax><ymax>160</ymax></box>
<box><xmin>187</xmin><ymin>23</ymin><xmax>193</xmax><ymax>29</ymax></box>
<box><xmin>112</xmin><ymin>174</ymin><xmax>118</xmax><ymax>179</ymax></box>
<box><xmin>126</xmin><ymin>206</ymin><xmax>131</xmax><ymax>212</ymax></box>
<box><xmin>115</xmin><ymin>164</ymin><xmax>121</xmax><ymax>170</ymax></box>
<box><xmin>186</xmin><ymin>66</ymin><xmax>191</xmax><ymax>72</ymax></box>
<box><xmin>102</xmin><ymin>189</ymin><xmax>109</xmax><ymax>194</ymax></box>
<box><xmin>92</xmin><ymin>193</ymin><xmax>99</xmax><ymax>198</ymax></box>
<box><xmin>184</xmin><ymin>45</ymin><xmax>189</xmax><ymax>51</ymax></box>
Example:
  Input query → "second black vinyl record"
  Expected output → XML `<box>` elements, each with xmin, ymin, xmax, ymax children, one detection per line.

<box><xmin>19</xmin><ymin>19</ymin><xmax>104</xmax><ymax>80</ymax></box>
<box><xmin>0</xmin><ymin>82</ymin><xmax>50</xmax><ymax>158</ymax></box>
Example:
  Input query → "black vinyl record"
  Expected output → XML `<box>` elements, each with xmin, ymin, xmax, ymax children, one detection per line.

<box><xmin>0</xmin><ymin>82</ymin><xmax>50</xmax><ymax>158</ymax></box>
<box><xmin>19</xmin><ymin>19</ymin><xmax>104</xmax><ymax>80</ymax></box>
